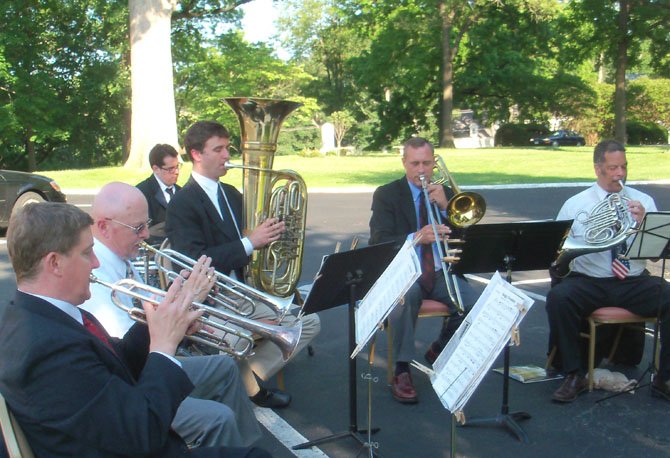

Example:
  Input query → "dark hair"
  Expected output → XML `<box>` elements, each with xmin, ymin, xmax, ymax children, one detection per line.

<box><xmin>183</xmin><ymin>121</ymin><xmax>230</xmax><ymax>161</ymax></box>
<box><xmin>7</xmin><ymin>202</ymin><xmax>93</xmax><ymax>282</ymax></box>
<box><xmin>593</xmin><ymin>139</ymin><xmax>625</xmax><ymax>164</ymax></box>
<box><xmin>148</xmin><ymin>144</ymin><xmax>179</xmax><ymax>168</ymax></box>
<box><xmin>403</xmin><ymin>137</ymin><xmax>434</xmax><ymax>157</ymax></box>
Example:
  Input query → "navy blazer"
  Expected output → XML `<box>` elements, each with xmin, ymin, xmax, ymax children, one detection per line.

<box><xmin>0</xmin><ymin>291</ymin><xmax>194</xmax><ymax>457</ymax></box>
<box><xmin>136</xmin><ymin>175</ymin><xmax>182</xmax><ymax>244</ymax></box>
<box><xmin>369</xmin><ymin>176</ymin><xmax>455</xmax><ymax>247</ymax></box>
<box><xmin>165</xmin><ymin>176</ymin><xmax>248</xmax><ymax>277</ymax></box>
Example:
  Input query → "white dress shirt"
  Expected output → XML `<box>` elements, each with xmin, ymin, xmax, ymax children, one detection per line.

<box><xmin>191</xmin><ymin>171</ymin><xmax>253</xmax><ymax>255</ymax></box>
<box><xmin>557</xmin><ymin>183</ymin><xmax>657</xmax><ymax>278</ymax></box>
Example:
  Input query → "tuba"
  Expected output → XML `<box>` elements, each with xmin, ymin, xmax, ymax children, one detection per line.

<box><xmin>224</xmin><ymin>97</ymin><xmax>307</xmax><ymax>298</ymax></box>
<box><xmin>552</xmin><ymin>180</ymin><xmax>637</xmax><ymax>276</ymax></box>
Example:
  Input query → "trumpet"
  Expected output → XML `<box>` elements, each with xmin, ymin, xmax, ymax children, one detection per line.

<box><xmin>89</xmin><ymin>274</ymin><xmax>302</xmax><ymax>360</ymax></box>
<box><xmin>418</xmin><ymin>156</ymin><xmax>487</xmax><ymax>313</ymax></box>
<box><xmin>140</xmin><ymin>242</ymin><xmax>294</xmax><ymax>321</ymax></box>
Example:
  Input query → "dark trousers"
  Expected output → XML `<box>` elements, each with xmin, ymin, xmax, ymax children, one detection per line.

<box><xmin>390</xmin><ymin>271</ymin><xmax>477</xmax><ymax>363</ymax></box>
<box><xmin>545</xmin><ymin>273</ymin><xmax>670</xmax><ymax>380</ymax></box>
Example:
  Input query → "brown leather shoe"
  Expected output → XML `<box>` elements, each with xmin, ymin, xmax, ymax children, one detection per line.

<box><xmin>391</xmin><ymin>372</ymin><xmax>418</xmax><ymax>404</ymax></box>
<box><xmin>551</xmin><ymin>373</ymin><xmax>588</xmax><ymax>403</ymax></box>
<box><xmin>651</xmin><ymin>377</ymin><xmax>670</xmax><ymax>401</ymax></box>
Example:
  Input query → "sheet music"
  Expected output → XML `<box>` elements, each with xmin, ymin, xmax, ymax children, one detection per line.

<box><xmin>626</xmin><ymin>212</ymin><xmax>670</xmax><ymax>259</ymax></box>
<box><xmin>351</xmin><ymin>241</ymin><xmax>420</xmax><ymax>358</ymax></box>
<box><xmin>429</xmin><ymin>272</ymin><xmax>534</xmax><ymax>413</ymax></box>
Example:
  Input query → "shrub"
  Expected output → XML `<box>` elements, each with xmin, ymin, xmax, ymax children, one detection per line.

<box><xmin>494</xmin><ymin>123</ymin><xmax>549</xmax><ymax>146</ymax></box>
<box><xmin>627</xmin><ymin>121</ymin><xmax>666</xmax><ymax>145</ymax></box>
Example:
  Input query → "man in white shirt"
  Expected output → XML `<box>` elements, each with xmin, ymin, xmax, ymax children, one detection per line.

<box><xmin>547</xmin><ymin>139</ymin><xmax>670</xmax><ymax>403</ymax></box>
<box><xmin>81</xmin><ymin>182</ymin><xmax>261</xmax><ymax>449</ymax></box>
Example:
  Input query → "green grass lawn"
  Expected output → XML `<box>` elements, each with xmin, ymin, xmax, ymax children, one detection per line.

<box><xmin>42</xmin><ymin>145</ymin><xmax>670</xmax><ymax>190</ymax></box>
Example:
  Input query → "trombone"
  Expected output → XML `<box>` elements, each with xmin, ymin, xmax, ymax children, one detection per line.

<box><xmin>418</xmin><ymin>156</ymin><xmax>486</xmax><ymax>313</ymax></box>
<box><xmin>89</xmin><ymin>274</ymin><xmax>302</xmax><ymax>361</ymax></box>
<box><xmin>140</xmin><ymin>242</ymin><xmax>295</xmax><ymax>322</ymax></box>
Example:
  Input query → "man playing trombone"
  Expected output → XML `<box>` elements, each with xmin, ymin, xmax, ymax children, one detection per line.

<box><xmin>0</xmin><ymin>202</ymin><xmax>269</xmax><ymax>457</ymax></box>
<box><xmin>369</xmin><ymin>137</ymin><xmax>478</xmax><ymax>404</ymax></box>
<box><xmin>81</xmin><ymin>182</ymin><xmax>262</xmax><ymax>449</ymax></box>
<box><xmin>165</xmin><ymin>120</ymin><xmax>320</xmax><ymax>408</ymax></box>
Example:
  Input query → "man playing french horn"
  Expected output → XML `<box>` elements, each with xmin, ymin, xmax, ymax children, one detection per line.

<box><xmin>547</xmin><ymin>139</ymin><xmax>670</xmax><ymax>403</ymax></box>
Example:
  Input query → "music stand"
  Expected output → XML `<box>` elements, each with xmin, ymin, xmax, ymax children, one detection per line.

<box><xmin>452</xmin><ymin>220</ymin><xmax>573</xmax><ymax>443</ymax></box>
<box><xmin>293</xmin><ymin>242</ymin><xmax>398</xmax><ymax>453</ymax></box>
<box><xmin>598</xmin><ymin>212</ymin><xmax>670</xmax><ymax>402</ymax></box>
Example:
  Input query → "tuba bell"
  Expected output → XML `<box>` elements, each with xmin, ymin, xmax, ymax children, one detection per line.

<box><xmin>552</xmin><ymin>180</ymin><xmax>637</xmax><ymax>277</ymax></box>
<box><xmin>224</xmin><ymin>97</ymin><xmax>307</xmax><ymax>298</ymax></box>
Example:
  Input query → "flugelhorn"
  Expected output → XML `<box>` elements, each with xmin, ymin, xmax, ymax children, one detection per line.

<box><xmin>552</xmin><ymin>180</ymin><xmax>637</xmax><ymax>276</ymax></box>
<box><xmin>89</xmin><ymin>274</ymin><xmax>302</xmax><ymax>360</ymax></box>
<box><xmin>224</xmin><ymin>97</ymin><xmax>307</xmax><ymax>298</ymax></box>
<box><xmin>140</xmin><ymin>242</ymin><xmax>294</xmax><ymax>321</ymax></box>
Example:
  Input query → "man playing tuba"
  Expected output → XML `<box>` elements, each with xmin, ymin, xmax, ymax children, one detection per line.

<box><xmin>547</xmin><ymin>139</ymin><xmax>670</xmax><ymax>403</ymax></box>
<box><xmin>166</xmin><ymin>120</ymin><xmax>320</xmax><ymax>409</ymax></box>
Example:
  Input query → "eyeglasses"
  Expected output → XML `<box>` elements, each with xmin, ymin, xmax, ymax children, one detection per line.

<box><xmin>160</xmin><ymin>164</ymin><xmax>181</xmax><ymax>173</ymax></box>
<box><xmin>106</xmin><ymin>218</ymin><xmax>152</xmax><ymax>235</ymax></box>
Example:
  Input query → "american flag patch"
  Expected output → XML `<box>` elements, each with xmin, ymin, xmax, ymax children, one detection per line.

<box><xmin>611</xmin><ymin>257</ymin><xmax>630</xmax><ymax>280</ymax></box>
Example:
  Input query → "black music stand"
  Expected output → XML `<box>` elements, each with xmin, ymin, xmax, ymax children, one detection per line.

<box><xmin>453</xmin><ymin>220</ymin><xmax>573</xmax><ymax>443</ymax></box>
<box><xmin>293</xmin><ymin>242</ymin><xmax>398</xmax><ymax>454</ymax></box>
<box><xmin>598</xmin><ymin>212</ymin><xmax>670</xmax><ymax>402</ymax></box>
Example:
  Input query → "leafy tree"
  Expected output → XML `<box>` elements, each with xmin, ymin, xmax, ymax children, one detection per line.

<box><xmin>126</xmin><ymin>0</ymin><xmax>249</xmax><ymax>169</ymax></box>
<box><xmin>0</xmin><ymin>0</ymin><xmax>128</xmax><ymax>171</ymax></box>
<box><xmin>628</xmin><ymin>77</ymin><xmax>670</xmax><ymax>142</ymax></box>
<box><xmin>330</xmin><ymin>110</ymin><xmax>355</xmax><ymax>147</ymax></box>
<box><xmin>563</xmin><ymin>0</ymin><xmax>670</xmax><ymax>143</ymax></box>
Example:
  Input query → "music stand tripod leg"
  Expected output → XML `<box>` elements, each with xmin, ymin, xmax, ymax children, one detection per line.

<box><xmin>292</xmin><ymin>275</ymin><xmax>380</xmax><ymax>455</ymax></box>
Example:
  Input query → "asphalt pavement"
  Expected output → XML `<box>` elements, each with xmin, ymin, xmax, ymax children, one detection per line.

<box><xmin>1</xmin><ymin>182</ymin><xmax>669</xmax><ymax>458</ymax></box>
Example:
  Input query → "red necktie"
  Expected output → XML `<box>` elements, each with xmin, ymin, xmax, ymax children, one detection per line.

<box><xmin>418</xmin><ymin>196</ymin><xmax>435</xmax><ymax>292</ymax></box>
<box><xmin>82</xmin><ymin>312</ymin><xmax>116</xmax><ymax>354</ymax></box>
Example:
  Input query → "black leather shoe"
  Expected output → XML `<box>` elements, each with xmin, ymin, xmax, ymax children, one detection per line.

<box><xmin>424</xmin><ymin>345</ymin><xmax>439</xmax><ymax>365</ymax></box>
<box><xmin>651</xmin><ymin>377</ymin><xmax>670</xmax><ymax>401</ymax></box>
<box><xmin>551</xmin><ymin>373</ymin><xmax>588</xmax><ymax>403</ymax></box>
<box><xmin>250</xmin><ymin>387</ymin><xmax>291</xmax><ymax>408</ymax></box>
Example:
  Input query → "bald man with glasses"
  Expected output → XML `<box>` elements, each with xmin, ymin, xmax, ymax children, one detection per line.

<box><xmin>81</xmin><ymin>182</ymin><xmax>261</xmax><ymax>450</ymax></box>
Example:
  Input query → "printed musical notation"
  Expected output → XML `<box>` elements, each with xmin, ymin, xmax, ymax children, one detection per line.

<box><xmin>429</xmin><ymin>272</ymin><xmax>534</xmax><ymax>413</ymax></box>
<box><xmin>351</xmin><ymin>240</ymin><xmax>420</xmax><ymax>358</ymax></box>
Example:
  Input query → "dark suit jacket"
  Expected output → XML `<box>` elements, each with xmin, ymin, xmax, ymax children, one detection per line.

<box><xmin>136</xmin><ymin>175</ymin><xmax>182</xmax><ymax>244</ymax></box>
<box><xmin>165</xmin><ymin>176</ymin><xmax>248</xmax><ymax>276</ymax></box>
<box><xmin>0</xmin><ymin>291</ymin><xmax>194</xmax><ymax>457</ymax></box>
<box><xmin>369</xmin><ymin>176</ymin><xmax>455</xmax><ymax>248</ymax></box>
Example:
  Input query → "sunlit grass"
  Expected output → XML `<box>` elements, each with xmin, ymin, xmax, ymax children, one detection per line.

<box><xmin>41</xmin><ymin>145</ymin><xmax>670</xmax><ymax>190</ymax></box>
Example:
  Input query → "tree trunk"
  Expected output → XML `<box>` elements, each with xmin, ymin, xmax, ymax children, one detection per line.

<box><xmin>613</xmin><ymin>0</ymin><xmax>629</xmax><ymax>144</ymax></box>
<box><xmin>126</xmin><ymin>0</ymin><xmax>180</xmax><ymax>169</ymax></box>
<box><xmin>439</xmin><ymin>2</ymin><xmax>455</xmax><ymax>149</ymax></box>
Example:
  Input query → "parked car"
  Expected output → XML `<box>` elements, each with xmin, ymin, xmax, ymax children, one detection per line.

<box><xmin>530</xmin><ymin>130</ymin><xmax>585</xmax><ymax>147</ymax></box>
<box><xmin>0</xmin><ymin>170</ymin><xmax>67</xmax><ymax>228</ymax></box>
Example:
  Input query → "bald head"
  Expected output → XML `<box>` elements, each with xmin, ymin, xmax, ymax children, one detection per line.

<box><xmin>92</xmin><ymin>182</ymin><xmax>150</xmax><ymax>259</ymax></box>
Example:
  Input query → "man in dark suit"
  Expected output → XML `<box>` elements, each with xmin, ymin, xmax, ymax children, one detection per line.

<box><xmin>166</xmin><ymin>121</ymin><xmax>320</xmax><ymax>409</ymax></box>
<box><xmin>369</xmin><ymin>137</ymin><xmax>478</xmax><ymax>404</ymax></box>
<box><xmin>0</xmin><ymin>202</ymin><xmax>268</xmax><ymax>457</ymax></box>
<box><xmin>136</xmin><ymin>143</ymin><xmax>182</xmax><ymax>244</ymax></box>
